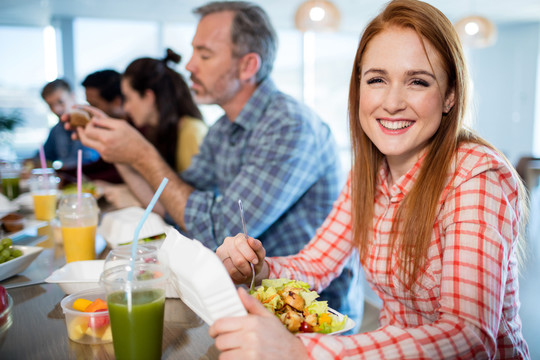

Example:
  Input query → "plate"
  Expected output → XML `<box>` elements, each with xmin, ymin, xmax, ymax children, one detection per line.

<box><xmin>10</xmin><ymin>232</ymin><xmax>48</xmax><ymax>247</ymax></box>
<box><xmin>4</xmin><ymin>219</ymin><xmax>48</xmax><ymax>238</ymax></box>
<box><xmin>328</xmin><ymin>308</ymin><xmax>355</xmax><ymax>335</ymax></box>
<box><xmin>0</xmin><ymin>245</ymin><xmax>43</xmax><ymax>281</ymax></box>
<box><xmin>44</xmin><ymin>258</ymin><xmax>176</xmax><ymax>296</ymax></box>
<box><xmin>45</xmin><ymin>260</ymin><xmax>104</xmax><ymax>294</ymax></box>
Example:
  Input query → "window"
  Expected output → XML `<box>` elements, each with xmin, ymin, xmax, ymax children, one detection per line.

<box><xmin>73</xmin><ymin>18</ymin><xmax>161</xmax><ymax>100</ymax></box>
<box><xmin>0</xmin><ymin>26</ymin><xmax>50</xmax><ymax>159</ymax></box>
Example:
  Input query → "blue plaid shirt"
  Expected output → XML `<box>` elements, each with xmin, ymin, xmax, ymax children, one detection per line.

<box><xmin>180</xmin><ymin>78</ymin><xmax>362</xmax><ymax>325</ymax></box>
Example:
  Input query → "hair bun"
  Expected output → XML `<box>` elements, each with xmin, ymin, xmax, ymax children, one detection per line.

<box><xmin>164</xmin><ymin>48</ymin><xmax>181</xmax><ymax>64</ymax></box>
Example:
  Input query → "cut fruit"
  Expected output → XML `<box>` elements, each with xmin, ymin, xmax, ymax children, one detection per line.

<box><xmin>85</xmin><ymin>298</ymin><xmax>108</xmax><ymax>313</ymax></box>
<box><xmin>68</xmin><ymin>317</ymin><xmax>88</xmax><ymax>340</ymax></box>
<box><xmin>88</xmin><ymin>314</ymin><xmax>109</xmax><ymax>329</ymax></box>
<box><xmin>86</xmin><ymin>325</ymin><xmax>106</xmax><ymax>339</ymax></box>
<box><xmin>101</xmin><ymin>326</ymin><xmax>112</xmax><ymax>341</ymax></box>
<box><xmin>73</xmin><ymin>298</ymin><xmax>92</xmax><ymax>312</ymax></box>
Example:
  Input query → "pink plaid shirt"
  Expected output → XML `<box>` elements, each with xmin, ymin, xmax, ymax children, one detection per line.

<box><xmin>267</xmin><ymin>143</ymin><xmax>529</xmax><ymax>359</ymax></box>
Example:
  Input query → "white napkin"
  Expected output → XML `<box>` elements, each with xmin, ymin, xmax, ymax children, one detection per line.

<box><xmin>161</xmin><ymin>227</ymin><xmax>247</xmax><ymax>326</ymax></box>
<box><xmin>0</xmin><ymin>193</ymin><xmax>10</xmax><ymax>208</ymax></box>
<box><xmin>0</xmin><ymin>193</ymin><xmax>19</xmax><ymax>215</ymax></box>
<box><xmin>12</xmin><ymin>192</ymin><xmax>33</xmax><ymax>210</ymax></box>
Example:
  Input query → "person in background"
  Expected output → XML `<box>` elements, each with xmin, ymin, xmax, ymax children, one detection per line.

<box><xmin>39</xmin><ymin>78</ymin><xmax>99</xmax><ymax>169</ymax></box>
<box><xmin>78</xmin><ymin>49</ymin><xmax>208</xmax><ymax>209</ymax></box>
<box><xmin>62</xmin><ymin>69</ymin><xmax>127</xmax><ymax>184</ymax></box>
<box><xmin>211</xmin><ymin>0</ymin><xmax>530</xmax><ymax>358</ymax></box>
<box><xmin>69</xmin><ymin>1</ymin><xmax>363</xmax><ymax>328</ymax></box>
<box><xmin>123</xmin><ymin>49</ymin><xmax>206</xmax><ymax>174</ymax></box>
<box><xmin>82</xmin><ymin>69</ymin><xmax>126</xmax><ymax>119</ymax></box>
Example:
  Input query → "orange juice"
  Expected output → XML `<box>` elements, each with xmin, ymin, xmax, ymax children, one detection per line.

<box><xmin>62</xmin><ymin>225</ymin><xmax>96</xmax><ymax>262</ymax></box>
<box><xmin>33</xmin><ymin>193</ymin><xmax>58</xmax><ymax>221</ymax></box>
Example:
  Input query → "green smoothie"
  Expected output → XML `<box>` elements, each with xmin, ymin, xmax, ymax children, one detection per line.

<box><xmin>1</xmin><ymin>177</ymin><xmax>20</xmax><ymax>200</ymax></box>
<box><xmin>107</xmin><ymin>289</ymin><xmax>165</xmax><ymax>360</ymax></box>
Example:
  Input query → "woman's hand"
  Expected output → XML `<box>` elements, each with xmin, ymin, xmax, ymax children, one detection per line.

<box><xmin>209</xmin><ymin>287</ymin><xmax>308</xmax><ymax>360</ymax></box>
<box><xmin>216</xmin><ymin>234</ymin><xmax>267</xmax><ymax>286</ymax></box>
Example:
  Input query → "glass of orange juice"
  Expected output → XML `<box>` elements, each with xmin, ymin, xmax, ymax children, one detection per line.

<box><xmin>29</xmin><ymin>168</ymin><xmax>60</xmax><ymax>221</ymax></box>
<box><xmin>57</xmin><ymin>193</ymin><xmax>99</xmax><ymax>263</ymax></box>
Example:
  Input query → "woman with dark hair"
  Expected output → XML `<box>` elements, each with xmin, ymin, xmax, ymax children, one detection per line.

<box><xmin>122</xmin><ymin>48</ymin><xmax>206</xmax><ymax>173</ymax></box>
<box><xmin>94</xmin><ymin>49</ymin><xmax>207</xmax><ymax>209</ymax></box>
<box><xmin>210</xmin><ymin>0</ymin><xmax>529</xmax><ymax>358</ymax></box>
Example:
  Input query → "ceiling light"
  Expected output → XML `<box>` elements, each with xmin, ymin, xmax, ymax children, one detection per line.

<box><xmin>454</xmin><ymin>15</ymin><xmax>497</xmax><ymax>48</ymax></box>
<box><xmin>295</xmin><ymin>0</ymin><xmax>341</xmax><ymax>32</ymax></box>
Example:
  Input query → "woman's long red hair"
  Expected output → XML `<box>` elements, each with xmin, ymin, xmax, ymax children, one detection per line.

<box><xmin>348</xmin><ymin>0</ymin><xmax>527</xmax><ymax>289</ymax></box>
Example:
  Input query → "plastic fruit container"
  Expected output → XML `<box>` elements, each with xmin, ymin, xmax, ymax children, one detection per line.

<box><xmin>60</xmin><ymin>287</ymin><xmax>112</xmax><ymax>344</ymax></box>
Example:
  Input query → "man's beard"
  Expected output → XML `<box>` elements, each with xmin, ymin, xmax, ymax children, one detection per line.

<box><xmin>190</xmin><ymin>68</ymin><xmax>240</xmax><ymax>106</ymax></box>
<box><xmin>190</xmin><ymin>75</ymin><xmax>212</xmax><ymax>105</ymax></box>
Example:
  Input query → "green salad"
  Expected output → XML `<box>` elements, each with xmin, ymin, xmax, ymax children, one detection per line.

<box><xmin>62</xmin><ymin>182</ymin><xmax>98</xmax><ymax>198</ymax></box>
<box><xmin>118</xmin><ymin>233</ymin><xmax>167</xmax><ymax>246</ymax></box>
<box><xmin>250</xmin><ymin>278</ymin><xmax>347</xmax><ymax>334</ymax></box>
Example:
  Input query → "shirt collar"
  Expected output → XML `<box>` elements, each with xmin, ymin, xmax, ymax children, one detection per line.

<box><xmin>233</xmin><ymin>78</ymin><xmax>277</xmax><ymax>131</ymax></box>
<box><xmin>379</xmin><ymin>154</ymin><xmax>425</xmax><ymax>200</ymax></box>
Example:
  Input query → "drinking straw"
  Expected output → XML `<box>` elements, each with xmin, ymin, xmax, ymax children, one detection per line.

<box><xmin>128</xmin><ymin>177</ymin><xmax>169</xmax><ymax>283</ymax></box>
<box><xmin>38</xmin><ymin>145</ymin><xmax>46</xmax><ymax>171</ymax></box>
<box><xmin>77</xmin><ymin>149</ymin><xmax>82</xmax><ymax>209</ymax></box>
<box><xmin>38</xmin><ymin>145</ymin><xmax>49</xmax><ymax>189</ymax></box>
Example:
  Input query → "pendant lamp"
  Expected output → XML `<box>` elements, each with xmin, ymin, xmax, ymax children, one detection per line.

<box><xmin>454</xmin><ymin>15</ymin><xmax>497</xmax><ymax>48</ymax></box>
<box><xmin>294</xmin><ymin>0</ymin><xmax>341</xmax><ymax>32</ymax></box>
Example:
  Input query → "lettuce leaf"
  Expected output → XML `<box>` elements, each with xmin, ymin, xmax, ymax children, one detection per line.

<box><xmin>305</xmin><ymin>299</ymin><xmax>328</xmax><ymax>315</ymax></box>
<box><xmin>261</xmin><ymin>278</ymin><xmax>310</xmax><ymax>291</ymax></box>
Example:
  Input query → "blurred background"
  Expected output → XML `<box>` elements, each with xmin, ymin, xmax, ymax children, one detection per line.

<box><xmin>0</xmin><ymin>0</ymin><xmax>539</xmax><ymax>356</ymax></box>
<box><xmin>1</xmin><ymin>0</ymin><xmax>539</xmax><ymax>166</ymax></box>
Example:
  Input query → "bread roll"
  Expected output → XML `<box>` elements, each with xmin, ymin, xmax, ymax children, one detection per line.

<box><xmin>69</xmin><ymin>109</ymin><xmax>91</xmax><ymax>128</ymax></box>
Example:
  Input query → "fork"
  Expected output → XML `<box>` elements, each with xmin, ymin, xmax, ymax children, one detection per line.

<box><xmin>238</xmin><ymin>199</ymin><xmax>255</xmax><ymax>291</ymax></box>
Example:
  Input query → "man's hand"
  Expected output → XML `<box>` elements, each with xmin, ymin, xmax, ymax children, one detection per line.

<box><xmin>60</xmin><ymin>104</ymin><xmax>106</xmax><ymax>136</ymax></box>
<box><xmin>62</xmin><ymin>105</ymin><xmax>192</xmax><ymax>229</ymax></box>
<box><xmin>75</xmin><ymin>108</ymin><xmax>151</xmax><ymax>165</ymax></box>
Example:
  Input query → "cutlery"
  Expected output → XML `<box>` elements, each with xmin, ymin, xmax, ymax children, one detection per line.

<box><xmin>3</xmin><ymin>280</ymin><xmax>45</xmax><ymax>289</ymax></box>
<box><xmin>238</xmin><ymin>199</ymin><xmax>255</xmax><ymax>291</ymax></box>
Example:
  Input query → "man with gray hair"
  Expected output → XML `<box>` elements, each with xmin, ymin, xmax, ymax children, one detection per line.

<box><xmin>73</xmin><ymin>1</ymin><xmax>362</xmax><ymax>327</ymax></box>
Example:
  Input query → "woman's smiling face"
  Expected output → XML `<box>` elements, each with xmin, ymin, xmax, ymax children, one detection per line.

<box><xmin>358</xmin><ymin>26</ymin><xmax>454</xmax><ymax>177</ymax></box>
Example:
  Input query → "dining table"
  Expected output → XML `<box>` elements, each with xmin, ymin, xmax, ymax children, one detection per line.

<box><xmin>0</xmin><ymin>211</ymin><xmax>220</xmax><ymax>359</ymax></box>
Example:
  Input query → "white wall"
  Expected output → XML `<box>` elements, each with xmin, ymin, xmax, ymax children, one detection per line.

<box><xmin>467</xmin><ymin>22</ymin><xmax>540</xmax><ymax>165</ymax></box>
